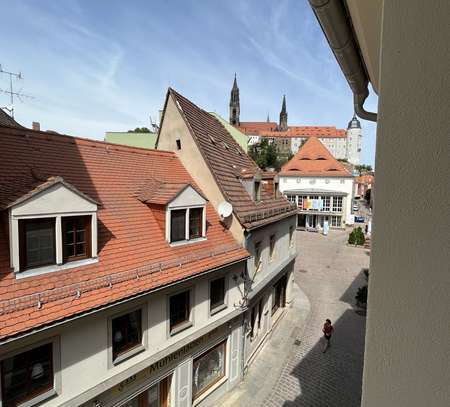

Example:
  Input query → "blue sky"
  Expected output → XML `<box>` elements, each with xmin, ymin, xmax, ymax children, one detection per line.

<box><xmin>0</xmin><ymin>0</ymin><xmax>377</xmax><ymax>165</ymax></box>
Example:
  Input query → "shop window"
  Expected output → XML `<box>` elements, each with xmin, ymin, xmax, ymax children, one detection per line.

<box><xmin>269</xmin><ymin>235</ymin><xmax>276</xmax><ymax>262</ymax></box>
<box><xmin>19</xmin><ymin>218</ymin><xmax>56</xmax><ymax>270</ymax></box>
<box><xmin>169</xmin><ymin>290</ymin><xmax>191</xmax><ymax>334</ymax></box>
<box><xmin>323</xmin><ymin>196</ymin><xmax>331</xmax><ymax>212</ymax></box>
<box><xmin>331</xmin><ymin>216</ymin><xmax>342</xmax><ymax>227</ymax></box>
<box><xmin>112</xmin><ymin>309</ymin><xmax>143</xmax><ymax>362</ymax></box>
<box><xmin>1</xmin><ymin>342</ymin><xmax>54</xmax><ymax>406</ymax></box>
<box><xmin>192</xmin><ymin>341</ymin><xmax>226</xmax><ymax>399</ymax></box>
<box><xmin>210</xmin><ymin>277</ymin><xmax>226</xmax><ymax>314</ymax></box>
<box><xmin>254</xmin><ymin>241</ymin><xmax>262</xmax><ymax>273</ymax></box>
<box><xmin>62</xmin><ymin>215</ymin><xmax>91</xmax><ymax>262</ymax></box>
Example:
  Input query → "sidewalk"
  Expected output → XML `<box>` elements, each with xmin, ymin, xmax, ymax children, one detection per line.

<box><xmin>214</xmin><ymin>282</ymin><xmax>311</xmax><ymax>407</ymax></box>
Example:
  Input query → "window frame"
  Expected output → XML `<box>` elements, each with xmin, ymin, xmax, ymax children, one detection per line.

<box><xmin>254</xmin><ymin>241</ymin><xmax>262</xmax><ymax>273</ymax></box>
<box><xmin>168</xmin><ymin>288</ymin><xmax>193</xmax><ymax>336</ymax></box>
<box><xmin>209</xmin><ymin>276</ymin><xmax>227</xmax><ymax>316</ymax></box>
<box><xmin>18</xmin><ymin>218</ymin><xmax>56</xmax><ymax>271</ymax></box>
<box><xmin>110</xmin><ymin>308</ymin><xmax>145</xmax><ymax>365</ymax></box>
<box><xmin>168</xmin><ymin>206</ymin><xmax>206</xmax><ymax>245</ymax></box>
<box><xmin>62</xmin><ymin>215</ymin><xmax>92</xmax><ymax>263</ymax></box>
<box><xmin>0</xmin><ymin>337</ymin><xmax>61</xmax><ymax>407</ymax></box>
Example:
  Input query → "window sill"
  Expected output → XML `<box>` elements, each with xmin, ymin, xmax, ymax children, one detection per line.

<box><xmin>169</xmin><ymin>237</ymin><xmax>206</xmax><ymax>247</ymax></box>
<box><xmin>112</xmin><ymin>344</ymin><xmax>146</xmax><ymax>366</ymax></box>
<box><xmin>169</xmin><ymin>320</ymin><xmax>193</xmax><ymax>336</ymax></box>
<box><xmin>16</xmin><ymin>388</ymin><xmax>57</xmax><ymax>407</ymax></box>
<box><xmin>16</xmin><ymin>257</ymin><xmax>99</xmax><ymax>280</ymax></box>
<box><xmin>210</xmin><ymin>303</ymin><xmax>227</xmax><ymax>316</ymax></box>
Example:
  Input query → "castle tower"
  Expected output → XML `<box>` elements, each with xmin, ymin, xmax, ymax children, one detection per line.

<box><xmin>279</xmin><ymin>95</ymin><xmax>288</xmax><ymax>131</ymax></box>
<box><xmin>346</xmin><ymin>113</ymin><xmax>362</xmax><ymax>165</ymax></box>
<box><xmin>229</xmin><ymin>74</ymin><xmax>240</xmax><ymax>126</ymax></box>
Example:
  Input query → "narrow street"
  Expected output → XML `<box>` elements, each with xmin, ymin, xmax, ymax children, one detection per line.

<box><xmin>263</xmin><ymin>230</ymin><xmax>369</xmax><ymax>406</ymax></box>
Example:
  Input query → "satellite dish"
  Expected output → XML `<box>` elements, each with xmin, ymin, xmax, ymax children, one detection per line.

<box><xmin>218</xmin><ymin>201</ymin><xmax>233</xmax><ymax>218</ymax></box>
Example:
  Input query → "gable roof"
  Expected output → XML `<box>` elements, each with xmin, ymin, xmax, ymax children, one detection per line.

<box><xmin>165</xmin><ymin>88</ymin><xmax>296</xmax><ymax>230</ymax></box>
<box><xmin>0</xmin><ymin>125</ymin><xmax>248</xmax><ymax>341</ymax></box>
<box><xmin>0</xmin><ymin>109</ymin><xmax>24</xmax><ymax>128</ymax></box>
<box><xmin>280</xmin><ymin>137</ymin><xmax>352</xmax><ymax>177</ymax></box>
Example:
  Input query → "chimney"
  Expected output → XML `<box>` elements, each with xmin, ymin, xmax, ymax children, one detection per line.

<box><xmin>32</xmin><ymin>122</ymin><xmax>40</xmax><ymax>131</ymax></box>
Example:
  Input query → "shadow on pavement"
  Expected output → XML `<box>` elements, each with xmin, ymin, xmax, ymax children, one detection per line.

<box><xmin>282</xmin><ymin>309</ymin><xmax>366</xmax><ymax>407</ymax></box>
<box><xmin>339</xmin><ymin>268</ymin><xmax>368</xmax><ymax>308</ymax></box>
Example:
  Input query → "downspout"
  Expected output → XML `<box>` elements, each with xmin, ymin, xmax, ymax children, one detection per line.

<box><xmin>308</xmin><ymin>0</ymin><xmax>377</xmax><ymax>122</ymax></box>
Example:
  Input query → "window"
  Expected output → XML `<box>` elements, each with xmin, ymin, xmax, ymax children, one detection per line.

<box><xmin>112</xmin><ymin>309</ymin><xmax>142</xmax><ymax>361</ymax></box>
<box><xmin>169</xmin><ymin>290</ymin><xmax>191</xmax><ymax>333</ymax></box>
<box><xmin>298</xmin><ymin>195</ymin><xmax>304</xmax><ymax>208</ymax></box>
<box><xmin>62</xmin><ymin>216</ymin><xmax>91</xmax><ymax>262</ymax></box>
<box><xmin>249</xmin><ymin>305</ymin><xmax>257</xmax><ymax>338</ymax></box>
<box><xmin>254</xmin><ymin>180</ymin><xmax>261</xmax><ymax>201</ymax></box>
<box><xmin>274</xmin><ymin>182</ymin><xmax>280</xmax><ymax>198</ymax></box>
<box><xmin>289</xmin><ymin>226</ymin><xmax>295</xmax><ymax>247</ymax></box>
<box><xmin>331</xmin><ymin>215</ymin><xmax>342</xmax><ymax>227</ymax></box>
<box><xmin>19</xmin><ymin>218</ymin><xmax>56</xmax><ymax>270</ymax></box>
<box><xmin>257</xmin><ymin>297</ymin><xmax>264</xmax><ymax>329</ymax></box>
<box><xmin>286</xmin><ymin>194</ymin><xmax>296</xmax><ymax>205</ymax></box>
<box><xmin>176</xmin><ymin>139</ymin><xmax>181</xmax><ymax>150</ymax></box>
<box><xmin>332</xmin><ymin>196</ymin><xmax>343</xmax><ymax>212</ymax></box>
<box><xmin>269</xmin><ymin>235</ymin><xmax>276</xmax><ymax>261</ymax></box>
<box><xmin>192</xmin><ymin>341</ymin><xmax>226</xmax><ymax>399</ymax></box>
<box><xmin>323</xmin><ymin>196</ymin><xmax>331</xmax><ymax>212</ymax></box>
<box><xmin>210</xmin><ymin>277</ymin><xmax>226</xmax><ymax>313</ymax></box>
<box><xmin>189</xmin><ymin>208</ymin><xmax>203</xmax><ymax>239</ymax></box>
<box><xmin>1</xmin><ymin>342</ymin><xmax>53</xmax><ymax>406</ymax></box>
<box><xmin>272</xmin><ymin>276</ymin><xmax>286</xmax><ymax>316</ymax></box>
<box><xmin>254</xmin><ymin>241</ymin><xmax>262</xmax><ymax>272</ymax></box>
<box><xmin>169</xmin><ymin>207</ymin><xmax>204</xmax><ymax>243</ymax></box>
<box><xmin>170</xmin><ymin>209</ymin><xmax>186</xmax><ymax>242</ymax></box>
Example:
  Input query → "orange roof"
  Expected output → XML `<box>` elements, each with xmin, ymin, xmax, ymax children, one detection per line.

<box><xmin>356</xmin><ymin>175</ymin><xmax>374</xmax><ymax>184</ymax></box>
<box><xmin>280</xmin><ymin>137</ymin><xmax>352</xmax><ymax>177</ymax></box>
<box><xmin>0</xmin><ymin>125</ymin><xmax>248</xmax><ymax>340</ymax></box>
<box><xmin>237</xmin><ymin>121</ymin><xmax>346</xmax><ymax>138</ymax></box>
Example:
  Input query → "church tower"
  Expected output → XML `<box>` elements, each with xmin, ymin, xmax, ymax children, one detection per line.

<box><xmin>279</xmin><ymin>95</ymin><xmax>288</xmax><ymax>131</ymax></box>
<box><xmin>229</xmin><ymin>74</ymin><xmax>240</xmax><ymax>126</ymax></box>
<box><xmin>346</xmin><ymin>113</ymin><xmax>362</xmax><ymax>165</ymax></box>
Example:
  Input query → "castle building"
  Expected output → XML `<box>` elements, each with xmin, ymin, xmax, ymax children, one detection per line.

<box><xmin>229</xmin><ymin>76</ymin><xmax>362</xmax><ymax>165</ymax></box>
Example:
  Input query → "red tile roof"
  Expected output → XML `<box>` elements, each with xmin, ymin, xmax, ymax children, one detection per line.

<box><xmin>280</xmin><ymin>137</ymin><xmax>352</xmax><ymax>177</ymax></box>
<box><xmin>0</xmin><ymin>125</ymin><xmax>248</xmax><ymax>341</ymax></box>
<box><xmin>137</xmin><ymin>180</ymin><xmax>207</xmax><ymax>206</ymax></box>
<box><xmin>166</xmin><ymin>89</ymin><xmax>296</xmax><ymax>230</ymax></box>
<box><xmin>0</xmin><ymin>109</ymin><xmax>24</xmax><ymax>129</ymax></box>
<box><xmin>238</xmin><ymin>122</ymin><xmax>346</xmax><ymax>138</ymax></box>
<box><xmin>356</xmin><ymin>175</ymin><xmax>374</xmax><ymax>184</ymax></box>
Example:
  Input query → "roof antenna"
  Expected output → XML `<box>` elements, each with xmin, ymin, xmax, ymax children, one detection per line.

<box><xmin>0</xmin><ymin>64</ymin><xmax>34</xmax><ymax>118</ymax></box>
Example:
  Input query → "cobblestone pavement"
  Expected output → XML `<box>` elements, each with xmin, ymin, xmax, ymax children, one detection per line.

<box><xmin>263</xmin><ymin>229</ymin><xmax>369</xmax><ymax>407</ymax></box>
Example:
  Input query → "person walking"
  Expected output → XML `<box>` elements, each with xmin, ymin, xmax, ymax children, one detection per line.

<box><xmin>322</xmin><ymin>318</ymin><xmax>334</xmax><ymax>353</ymax></box>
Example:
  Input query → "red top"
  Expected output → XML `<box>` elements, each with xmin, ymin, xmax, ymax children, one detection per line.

<box><xmin>323</xmin><ymin>323</ymin><xmax>334</xmax><ymax>336</ymax></box>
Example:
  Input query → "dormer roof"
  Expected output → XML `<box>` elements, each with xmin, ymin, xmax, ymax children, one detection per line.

<box><xmin>138</xmin><ymin>180</ymin><xmax>207</xmax><ymax>206</ymax></box>
<box><xmin>280</xmin><ymin>137</ymin><xmax>352</xmax><ymax>177</ymax></box>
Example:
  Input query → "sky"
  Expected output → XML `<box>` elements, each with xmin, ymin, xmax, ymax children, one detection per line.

<box><xmin>0</xmin><ymin>0</ymin><xmax>378</xmax><ymax>166</ymax></box>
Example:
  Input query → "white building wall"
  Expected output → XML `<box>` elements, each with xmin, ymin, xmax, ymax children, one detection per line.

<box><xmin>346</xmin><ymin>127</ymin><xmax>362</xmax><ymax>165</ymax></box>
<box><xmin>279</xmin><ymin>176</ymin><xmax>354</xmax><ymax>223</ymax></box>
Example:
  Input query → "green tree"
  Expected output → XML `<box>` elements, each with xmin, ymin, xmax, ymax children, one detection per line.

<box><xmin>128</xmin><ymin>127</ymin><xmax>151</xmax><ymax>133</ymax></box>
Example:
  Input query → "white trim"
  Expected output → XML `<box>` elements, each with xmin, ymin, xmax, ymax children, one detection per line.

<box><xmin>167</xmin><ymin>205</ymin><xmax>206</xmax><ymax>244</ymax></box>
<box><xmin>15</xmin><ymin>258</ymin><xmax>99</xmax><ymax>279</ymax></box>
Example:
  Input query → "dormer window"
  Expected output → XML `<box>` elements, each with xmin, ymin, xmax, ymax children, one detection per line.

<box><xmin>254</xmin><ymin>180</ymin><xmax>261</xmax><ymax>201</ymax></box>
<box><xmin>8</xmin><ymin>177</ymin><xmax>98</xmax><ymax>276</ymax></box>
<box><xmin>169</xmin><ymin>207</ymin><xmax>205</xmax><ymax>243</ymax></box>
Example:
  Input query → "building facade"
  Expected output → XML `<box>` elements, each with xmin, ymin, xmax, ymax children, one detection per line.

<box><xmin>230</xmin><ymin>77</ymin><xmax>362</xmax><ymax>164</ymax></box>
<box><xmin>0</xmin><ymin>123</ymin><xmax>252</xmax><ymax>407</ymax></box>
<box><xmin>279</xmin><ymin>137</ymin><xmax>354</xmax><ymax>229</ymax></box>
<box><xmin>105</xmin><ymin>131</ymin><xmax>157</xmax><ymax>149</ymax></box>
<box><xmin>157</xmin><ymin>88</ymin><xmax>298</xmax><ymax>378</ymax></box>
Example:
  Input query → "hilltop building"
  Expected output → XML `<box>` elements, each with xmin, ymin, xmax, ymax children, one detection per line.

<box><xmin>230</xmin><ymin>77</ymin><xmax>362</xmax><ymax>164</ymax></box>
<box><xmin>279</xmin><ymin>137</ymin><xmax>354</xmax><ymax>229</ymax></box>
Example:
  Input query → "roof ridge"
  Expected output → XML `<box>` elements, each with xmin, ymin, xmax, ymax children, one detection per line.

<box><xmin>0</xmin><ymin>126</ymin><xmax>175</xmax><ymax>158</ymax></box>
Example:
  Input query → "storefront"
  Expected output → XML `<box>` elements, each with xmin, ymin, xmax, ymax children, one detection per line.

<box><xmin>87</xmin><ymin>319</ymin><xmax>242</xmax><ymax>407</ymax></box>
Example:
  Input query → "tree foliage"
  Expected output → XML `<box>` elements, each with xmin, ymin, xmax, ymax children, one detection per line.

<box><xmin>355</xmin><ymin>164</ymin><xmax>373</xmax><ymax>175</ymax></box>
<box><xmin>128</xmin><ymin>127</ymin><xmax>151</xmax><ymax>133</ymax></box>
<box><xmin>348</xmin><ymin>226</ymin><xmax>365</xmax><ymax>246</ymax></box>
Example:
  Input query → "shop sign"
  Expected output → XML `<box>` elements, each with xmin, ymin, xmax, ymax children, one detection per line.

<box><xmin>101</xmin><ymin>325</ymin><xmax>228</xmax><ymax>403</ymax></box>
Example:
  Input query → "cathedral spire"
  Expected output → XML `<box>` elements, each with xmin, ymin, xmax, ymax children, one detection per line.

<box><xmin>266</xmin><ymin>112</ymin><xmax>270</xmax><ymax>122</ymax></box>
<box><xmin>279</xmin><ymin>94</ymin><xmax>288</xmax><ymax>131</ymax></box>
<box><xmin>229</xmin><ymin>74</ymin><xmax>240</xmax><ymax>126</ymax></box>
